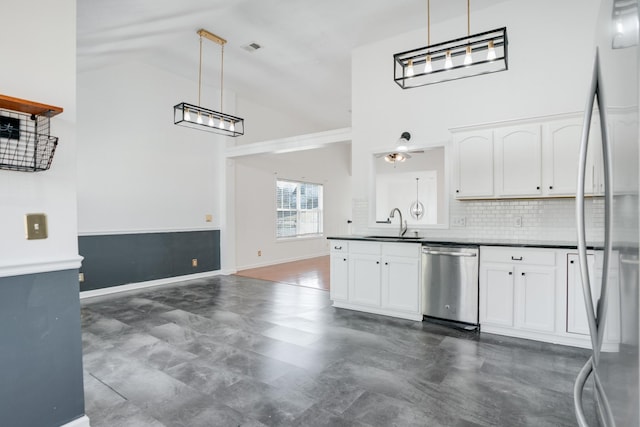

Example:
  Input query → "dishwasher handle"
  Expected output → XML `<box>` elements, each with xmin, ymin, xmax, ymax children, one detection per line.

<box><xmin>422</xmin><ymin>249</ymin><xmax>477</xmax><ymax>257</ymax></box>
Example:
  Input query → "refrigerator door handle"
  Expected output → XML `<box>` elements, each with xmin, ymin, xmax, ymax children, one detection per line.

<box><xmin>574</xmin><ymin>48</ymin><xmax>615</xmax><ymax>427</ymax></box>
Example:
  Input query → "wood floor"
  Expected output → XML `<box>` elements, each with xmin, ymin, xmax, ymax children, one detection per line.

<box><xmin>235</xmin><ymin>256</ymin><xmax>330</xmax><ymax>291</ymax></box>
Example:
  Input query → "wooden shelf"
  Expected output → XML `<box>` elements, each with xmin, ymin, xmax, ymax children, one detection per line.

<box><xmin>0</xmin><ymin>94</ymin><xmax>63</xmax><ymax>118</ymax></box>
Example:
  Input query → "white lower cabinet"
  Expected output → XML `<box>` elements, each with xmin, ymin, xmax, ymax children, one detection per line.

<box><xmin>480</xmin><ymin>264</ymin><xmax>514</xmax><ymax>327</ymax></box>
<box><xmin>329</xmin><ymin>242</ymin><xmax>349</xmax><ymax>302</ymax></box>
<box><xmin>566</xmin><ymin>252</ymin><xmax>620</xmax><ymax>350</ymax></box>
<box><xmin>330</xmin><ymin>240</ymin><xmax>422</xmax><ymax>321</ymax></box>
<box><xmin>350</xmin><ymin>253</ymin><xmax>382</xmax><ymax>306</ymax></box>
<box><xmin>516</xmin><ymin>266</ymin><xmax>556</xmax><ymax>333</ymax></box>
<box><xmin>480</xmin><ymin>246</ymin><xmax>620</xmax><ymax>351</ymax></box>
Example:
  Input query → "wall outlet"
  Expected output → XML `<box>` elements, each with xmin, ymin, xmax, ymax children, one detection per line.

<box><xmin>258</xmin><ymin>250</ymin><xmax>262</xmax><ymax>257</ymax></box>
<box><xmin>452</xmin><ymin>216</ymin><xmax>466</xmax><ymax>227</ymax></box>
<box><xmin>514</xmin><ymin>216</ymin><xmax>522</xmax><ymax>227</ymax></box>
<box><xmin>205</xmin><ymin>214</ymin><xmax>213</xmax><ymax>222</ymax></box>
<box><xmin>191</xmin><ymin>258</ymin><xmax>198</xmax><ymax>267</ymax></box>
<box><xmin>78</xmin><ymin>273</ymin><xmax>85</xmax><ymax>283</ymax></box>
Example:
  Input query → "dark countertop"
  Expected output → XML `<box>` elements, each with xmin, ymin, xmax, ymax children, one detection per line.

<box><xmin>327</xmin><ymin>235</ymin><xmax>604</xmax><ymax>250</ymax></box>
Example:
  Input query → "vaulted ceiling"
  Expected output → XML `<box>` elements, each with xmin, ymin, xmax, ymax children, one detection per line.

<box><xmin>78</xmin><ymin>0</ymin><xmax>512</xmax><ymax>131</ymax></box>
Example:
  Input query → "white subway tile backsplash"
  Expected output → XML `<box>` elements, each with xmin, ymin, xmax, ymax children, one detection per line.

<box><xmin>352</xmin><ymin>195</ymin><xmax>605</xmax><ymax>243</ymax></box>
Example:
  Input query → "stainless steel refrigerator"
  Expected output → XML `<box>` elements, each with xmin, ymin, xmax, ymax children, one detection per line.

<box><xmin>574</xmin><ymin>0</ymin><xmax>640</xmax><ymax>426</ymax></box>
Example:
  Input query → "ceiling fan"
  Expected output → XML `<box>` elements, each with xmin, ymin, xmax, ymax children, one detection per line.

<box><xmin>375</xmin><ymin>132</ymin><xmax>424</xmax><ymax>163</ymax></box>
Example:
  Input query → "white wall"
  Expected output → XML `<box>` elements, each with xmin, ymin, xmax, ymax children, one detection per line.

<box><xmin>234</xmin><ymin>96</ymin><xmax>327</xmax><ymax>145</ymax></box>
<box><xmin>351</xmin><ymin>0</ymin><xmax>603</xmax><ymax>241</ymax></box>
<box><xmin>0</xmin><ymin>1</ymin><xmax>78</xmax><ymax>269</ymax></box>
<box><xmin>77</xmin><ymin>60</ymin><xmax>225</xmax><ymax>235</ymax></box>
<box><xmin>234</xmin><ymin>143</ymin><xmax>352</xmax><ymax>269</ymax></box>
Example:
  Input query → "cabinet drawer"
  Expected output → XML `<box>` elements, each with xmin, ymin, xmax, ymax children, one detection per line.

<box><xmin>349</xmin><ymin>241</ymin><xmax>382</xmax><ymax>255</ymax></box>
<box><xmin>481</xmin><ymin>247</ymin><xmax>556</xmax><ymax>266</ymax></box>
<box><xmin>330</xmin><ymin>241</ymin><xmax>348</xmax><ymax>253</ymax></box>
<box><xmin>382</xmin><ymin>243</ymin><xmax>420</xmax><ymax>258</ymax></box>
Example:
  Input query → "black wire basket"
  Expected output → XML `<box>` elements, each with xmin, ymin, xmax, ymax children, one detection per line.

<box><xmin>0</xmin><ymin>108</ymin><xmax>58</xmax><ymax>172</ymax></box>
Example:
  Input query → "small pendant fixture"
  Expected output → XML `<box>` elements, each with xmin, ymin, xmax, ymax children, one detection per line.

<box><xmin>410</xmin><ymin>177</ymin><xmax>425</xmax><ymax>220</ymax></box>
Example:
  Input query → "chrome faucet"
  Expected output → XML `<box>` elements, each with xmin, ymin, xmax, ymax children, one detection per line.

<box><xmin>389</xmin><ymin>208</ymin><xmax>407</xmax><ymax>237</ymax></box>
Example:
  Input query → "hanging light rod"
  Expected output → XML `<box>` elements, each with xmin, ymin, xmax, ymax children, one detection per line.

<box><xmin>394</xmin><ymin>0</ymin><xmax>508</xmax><ymax>88</ymax></box>
<box><xmin>174</xmin><ymin>28</ymin><xmax>244</xmax><ymax>137</ymax></box>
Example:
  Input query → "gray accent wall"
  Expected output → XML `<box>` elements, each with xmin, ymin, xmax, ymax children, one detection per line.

<box><xmin>78</xmin><ymin>230</ymin><xmax>221</xmax><ymax>291</ymax></box>
<box><xmin>0</xmin><ymin>269</ymin><xmax>85</xmax><ymax>427</ymax></box>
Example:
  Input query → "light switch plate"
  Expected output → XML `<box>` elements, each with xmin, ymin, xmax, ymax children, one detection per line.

<box><xmin>25</xmin><ymin>213</ymin><xmax>48</xmax><ymax>240</ymax></box>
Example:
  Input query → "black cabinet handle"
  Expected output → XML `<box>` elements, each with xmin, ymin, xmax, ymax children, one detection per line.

<box><xmin>456</xmin><ymin>189</ymin><xmax>460</xmax><ymax>193</ymax></box>
<box><xmin>549</xmin><ymin>186</ymin><xmax>554</xmax><ymax>190</ymax></box>
<box><xmin>570</xmin><ymin>260</ymin><xmax>574</xmax><ymax>264</ymax></box>
<box><xmin>508</xmin><ymin>272</ymin><xmax>513</xmax><ymax>275</ymax></box>
<box><xmin>343</xmin><ymin>258</ymin><xmax>347</xmax><ymax>262</ymax></box>
<box><xmin>376</xmin><ymin>261</ymin><xmax>380</xmax><ymax>264</ymax></box>
<box><xmin>385</xmin><ymin>262</ymin><xmax>388</xmax><ymax>265</ymax></box>
<box><xmin>334</xmin><ymin>246</ymin><xmax>342</xmax><ymax>250</ymax></box>
<box><xmin>511</xmin><ymin>256</ymin><xmax>523</xmax><ymax>261</ymax></box>
<box><xmin>536</xmin><ymin>186</ymin><xmax>540</xmax><ymax>190</ymax></box>
<box><xmin>521</xmin><ymin>272</ymin><xmax>526</xmax><ymax>276</ymax></box>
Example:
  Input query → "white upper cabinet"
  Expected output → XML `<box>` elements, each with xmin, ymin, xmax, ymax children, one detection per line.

<box><xmin>544</xmin><ymin>120</ymin><xmax>598</xmax><ymax>196</ymax></box>
<box><xmin>610</xmin><ymin>109</ymin><xmax>639</xmax><ymax>194</ymax></box>
<box><xmin>454</xmin><ymin>130</ymin><xmax>494</xmax><ymax>198</ymax></box>
<box><xmin>495</xmin><ymin>125</ymin><xmax>542</xmax><ymax>197</ymax></box>
<box><xmin>451</xmin><ymin>112</ymin><xmax>611</xmax><ymax>200</ymax></box>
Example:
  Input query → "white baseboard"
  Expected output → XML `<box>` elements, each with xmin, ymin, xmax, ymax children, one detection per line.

<box><xmin>61</xmin><ymin>415</ymin><xmax>90</xmax><ymax>427</ymax></box>
<box><xmin>80</xmin><ymin>269</ymin><xmax>234</xmax><ymax>299</ymax></box>
<box><xmin>237</xmin><ymin>252</ymin><xmax>329</xmax><ymax>271</ymax></box>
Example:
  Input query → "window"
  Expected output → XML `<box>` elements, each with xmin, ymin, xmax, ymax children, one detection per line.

<box><xmin>276</xmin><ymin>179</ymin><xmax>323</xmax><ymax>238</ymax></box>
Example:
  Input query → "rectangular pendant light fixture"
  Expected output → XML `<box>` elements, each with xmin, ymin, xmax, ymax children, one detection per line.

<box><xmin>174</xmin><ymin>29</ymin><xmax>245</xmax><ymax>137</ymax></box>
<box><xmin>394</xmin><ymin>27</ymin><xmax>508</xmax><ymax>89</ymax></box>
<box><xmin>394</xmin><ymin>1</ymin><xmax>508</xmax><ymax>89</ymax></box>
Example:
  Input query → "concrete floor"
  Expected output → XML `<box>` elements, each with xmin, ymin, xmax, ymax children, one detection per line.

<box><xmin>81</xmin><ymin>274</ymin><xmax>596</xmax><ymax>426</ymax></box>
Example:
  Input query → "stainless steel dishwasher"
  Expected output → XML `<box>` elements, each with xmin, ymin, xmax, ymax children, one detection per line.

<box><xmin>421</xmin><ymin>245</ymin><xmax>479</xmax><ymax>327</ymax></box>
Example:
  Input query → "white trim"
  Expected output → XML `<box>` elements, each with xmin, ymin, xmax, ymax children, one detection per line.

<box><xmin>80</xmin><ymin>269</ymin><xmax>234</xmax><ymax>299</ymax></box>
<box><xmin>332</xmin><ymin>301</ymin><xmax>423</xmax><ymax>322</ymax></box>
<box><xmin>226</xmin><ymin>127</ymin><xmax>351</xmax><ymax>158</ymax></box>
<box><xmin>78</xmin><ymin>227</ymin><xmax>221</xmax><ymax>237</ymax></box>
<box><xmin>0</xmin><ymin>256</ymin><xmax>83</xmax><ymax>278</ymax></box>
<box><xmin>481</xmin><ymin>325</ymin><xmax>619</xmax><ymax>352</ymax></box>
<box><xmin>60</xmin><ymin>415</ymin><xmax>90</xmax><ymax>427</ymax></box>
<box><xmin>236</xmin><ymin>252</ymin><xmax>329</xmax><ymax>271</ymax></box>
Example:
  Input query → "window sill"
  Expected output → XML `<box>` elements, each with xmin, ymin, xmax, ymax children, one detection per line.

<box><xmin>276</xmin><ymin>234</ymin><xmax>324</xmax><ymax>243</ymax></box>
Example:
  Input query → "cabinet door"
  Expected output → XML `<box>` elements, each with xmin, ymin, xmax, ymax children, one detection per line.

<box><xmin>330</xmin><ymin>253</ymin><xmax>349</xmax><ymax>302</ymax></box>
<box><xmin>566</xmin><ymin>254</ymin><xmax>596</xmax><ymax>335</ymax></box>
<box><xmin>454</xmin><ymin>130</ymin><xmax>494</xmax><ymax>198</ymax></box>
<box><xmin>349</xmin><ymin>254</ymin><xmax>381</xmax><ymax>307</ymax></box>
<box><xmin>495</xmin><ymin>125</ymin><xmax>542</xmax><ymax>197</ymax></box>
<box><xmin>515</xmin><ymin>266</ymin><xmax>556</xmax><ymax>333</ymax></box>
<box><xmin>545</xmin><ymin>121</ymin><xmax>597</xmax><ymax>196</ymax></box>
<box><xmin>480</xmin><ymin>263</ymin><xmax>514</xmax><ymax>327</ymax></box>
<box><xmin>611</xmin><ymin>112</ymin><xmax>639</xmax><ymax>194</ymax></box>
<box><xmin>382</xmin><ymin>255</ymin><xmax>420</xmax><ymax>314</ymax></box>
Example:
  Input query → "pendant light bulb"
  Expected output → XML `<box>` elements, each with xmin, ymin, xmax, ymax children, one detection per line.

<box><xmin>184</xmin><ymin>108</ymin><xmax>191</xmax><ymax>121</ymax></box>
<box><xmin>229</xmin><ymin>121</ymin><xmax>235</xmax><ymax>132</ymax></box>
<box><xmin>196</xmin><ymin>112</ymin><xmax>203</xmax><ymax>124</ymax></box>
<box><xmin>444</xmin><ymin>51</ymin><xmax>453</xmax><ymax>69</ymax></box>
<box><xmin>406</xmin><ymin>59</ymin><xmax>415</xmax><ymax>77</ymax></box>
<box><xmin>424</xmin><ymin>55</ymin><xmax>432</xmax><ymax>73</ymax></box>
<box><xmin>463</xmin><ymin>46</ymin><xmax>473</xmax><ymax>66</ymax></box>
<box><xmin>208</xmin><ymin>115</ymin><xmax>214</xmax><ymax>127</ymax></box>
<box><xmin>218</xmin><ymin>119</ymin><xmax>225</xmax><ymax>129</ymax></box>
<box><xmin>487</xmin><ymin>40</ymin><xmax>497</xmax><ymax>61</ymax></box>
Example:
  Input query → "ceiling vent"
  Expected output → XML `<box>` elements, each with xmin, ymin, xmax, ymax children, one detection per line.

<box><xmin>242</xmin><ymin>42</ymin><xmax>262</xmax><ymax>52</ymax></box>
